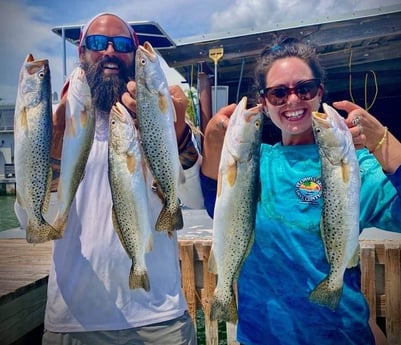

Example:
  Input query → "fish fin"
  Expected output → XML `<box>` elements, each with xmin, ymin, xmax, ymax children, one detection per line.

<box><xmin>155</xmin><ymin>202</ymin><xmax>183</xmax><ymax>232</ymax></box>
<box><xmin>41</xmin><ymin>166</ymin><xmax>53</xmax><ymax>214</ymax></box>
<box><xmin>309</xmin><ymin>277</ymin><xmax>342</xmax><ymax>310</ymax></box>
<box><xmin>129</xmin><ymin>262</ymin><xmax>150</xmax><ymax>291</ymax></box>
<box><xmin>79</xmin><ymin>108</ymin><xmax>88</xmax><ymax>127</ymax></box>
<box><xmin>146</xmin><ymin>233</ymin><xmax>154</xmax><ymax>252</ymax></box>
<box><xmin>178</xmin><ymin>166</ymin><xmax>186</xmax><ymax>184</ymax></box>
<box><xmin>217</xmin><ymin>171</ymin><xmax>223</xmax><ymax>197</ymax></box>
<box><xmin>226</xmin><ymin>161</ymin><xmax>237</xmax><ymax>187</ymax></box>
<box><xmin>65</xmin><ymin>113</ymin><xmax>77</xmax><ymax>137</ymax></box>
<box><xmin>234</xmin><ymin>230</ymin><xmax>255</xmax><ymax>281</ymax></box>
<box><xmin>52</xmin><ymin>212</ymin><xmax>68</xmax><ymax>234</ymax></box>
<box><xmin>111</xmin><ymin>207</ymin><xmax>130</xmax><ymax>256</ymax></box>
<box><xmin>158</xmin><ymin>92</ymin><xmax>170</xmax><ymax>115</ymax></box>
<box><xmin>126</xmin><ymin>153</ymin><xmax>136</xmax><ymax>174</ymax></box>
<box><xmin>210</xmin><ymin>290</ymin><xmax>238</xmax><ymax>323</ymax></box>
<box><xmin>347</xmin><ymin>243</ymin><xmax>360</xmax><ymax>268</ymax></box>
<box><xmin>15</xmin><ymin>192</ymin><xmax>25</xmax><ymax>209</ymax></box>
<box><xmin>208</xmin><ymin>247</ymin><xmax>218</xmax><ymax>274</ymax></box>
<box><xmin>318</xmin><ymin>218</ymin><xmax>331</xmax><ymax>262</ymax></box>
<box><xmin>341</xmin><ymin>160</ymin><xmax>350</xmax><ymax>183</ymax></box>
<box><xmin>20</xmin><ymin>107</ymin><xmax>28</xmax><ymax>130</ymax></box>
<box><xmin>26</xmin><ymin>220</ymin><xmax>62</xmax><ymax>243</ymax></box>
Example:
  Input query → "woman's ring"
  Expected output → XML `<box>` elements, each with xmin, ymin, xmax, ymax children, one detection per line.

<box><xmin>352</xmin><ymin>115</ymin><xmax>361</xmax><ymax>126</ymax></box>
<box><xmin>218</xmin><ymin>118</ymin><xmax>227</xmax><ymax>129</ymax></box>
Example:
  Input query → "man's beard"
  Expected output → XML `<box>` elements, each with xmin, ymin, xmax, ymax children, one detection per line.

<box><xmin>82</xmin><ymin>56</ymin><xmax>134</xmax><ymax>112</ymax></box>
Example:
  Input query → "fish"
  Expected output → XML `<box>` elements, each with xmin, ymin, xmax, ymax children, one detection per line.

<box><xmin>108</xmin><ymin>102</ymin><xmax>153</xmax><ymax>291</ymax></box>
<box><xmin>309</xmin><ymin>102</ymin><xmax>360</xmax><ymax>310</ymax></box>
<box><xmin>208</xmin><ymin>97</ymin><xmax>263</xmax><ymax>323</ymax></box>
<box><xmin>13</xmin><ymin>54</ymin><xmax>60</xmax><ymax>243</ymax></box>
<box><xmin>135</xmin><ymin>41</ymin><xmax>184</xmax><ymax>234</ymax></box>
<box><xmin>52</xmin><ymin>66</ymin><xmax>95</xmax><ymax>234</ymax></box>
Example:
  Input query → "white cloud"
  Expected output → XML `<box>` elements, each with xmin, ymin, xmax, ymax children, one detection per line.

<box><xmin>0</xmin><ymin>0</ymin><xmax>399</xmax><ymax>104</ymax></box>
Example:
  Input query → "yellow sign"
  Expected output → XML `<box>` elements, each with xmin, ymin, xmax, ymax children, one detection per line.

<box><xmin>209</xmin><ymin>47</ymin><xmax>224</xmax><ymax>63</ymax></box>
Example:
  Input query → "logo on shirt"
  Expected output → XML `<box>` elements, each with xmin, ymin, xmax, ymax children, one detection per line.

<box><xmin>295</xmin><ymin>177</ymin><xmax>322</xmax><ymax>203</ymax></box>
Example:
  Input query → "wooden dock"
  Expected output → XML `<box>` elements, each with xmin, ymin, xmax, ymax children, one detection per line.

<box><xmin>0</xmin><ymin>238</ymin><xmax>52</xmax><ymax>345</ymax></box>
<box><xmin>0</xmin><ymin>222</ymin><xmax>400</xmax><ymax>344</ymax></box>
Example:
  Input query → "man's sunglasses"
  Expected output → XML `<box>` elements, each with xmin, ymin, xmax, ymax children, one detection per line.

<box><xmin>83</xmin><ymin>35</ymin><xmax>136</xmax><ymax>53</ymax></box>
<box><xmin>260</xmin><ymin>78</ymin><xmax>321</xmax><ymax>106</ymax></box>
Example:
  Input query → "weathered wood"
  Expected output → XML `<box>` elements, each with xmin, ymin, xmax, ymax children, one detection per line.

<box><xmin>0</xmin><ymin>238</ymin><xmax>52</xmax><ymax>345</ymax></box>
<box><xmin>384</xmin><ymin>242</ymin><xmax>401</xmax><ymax>345</ymax></box>
<box><xmin>201</xmin><ymin>241</ymin><xmax>219</xmax><ymax>345</ymax></box>
<box><xmin>179</xmin><ymin>241</ymin><xmax>197</xmax><ymax>328</ymax></box>
<box><xmin>360</xmin><ymin>242</ymin><xmax>377</xmax><ymax>320</ymax></box>
<box><xmin>1</xmin><ymin>237</ymin><xmax>400</xmax><ymax>345</ymax></box>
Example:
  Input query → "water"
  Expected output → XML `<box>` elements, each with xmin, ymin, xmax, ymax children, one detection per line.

<box><xmin>0</xmin><ymin>195</ymin><xmax>19</xmax><ymax>231</ymax></box>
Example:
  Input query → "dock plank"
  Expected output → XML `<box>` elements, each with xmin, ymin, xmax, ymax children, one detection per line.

<box><xmin>0</xmin><ymin>238</ymin><xmax>52</xmax><ymax>345</ymax></box>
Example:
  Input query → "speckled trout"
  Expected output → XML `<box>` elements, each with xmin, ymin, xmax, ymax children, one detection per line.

<box><xmin>135</xmin><ymin>41</ymin><xmax>184</xmax><ymax>234</ymax></box>
<box><xmin>309</xmin><ymin>103</ymin><xmax>360</xmax><ymax>310</ymax></box>
<box><xmin>53</xmin><ymin>67</ymin><xmax>95</xmax><ymax>234</ymax></box>
<box><xmin>14</xmin><ymin>54</ymin><xmax>60</xmax><ymax>243</ymax></box>
<box><xmin>108</xmin><ymin>102</ymin><xmax>153</xmax><ymax>291</ymax></box>
<box><xmin>208</xmin><ymin>97</ymin><xmax>263</xmax><ymax>323</ymax></box>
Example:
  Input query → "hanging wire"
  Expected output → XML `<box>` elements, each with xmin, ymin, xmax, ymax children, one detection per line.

<box><xmin>348</xmin><ymin>47</ymin><xmax>379</xmax><ymax>110</ymax></box>
<box><xmin>364</xmin><ymin>70</ymin><xmax>378</xmax><ymax>111</ymax></box>
<box><xmin>348</xmin><ymin>49</ymin><xmax>356</xmax><ymax>104</ymax></box>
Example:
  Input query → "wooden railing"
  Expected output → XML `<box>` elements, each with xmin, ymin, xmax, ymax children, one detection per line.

<box><xmin>179</xmin><ymin>239</ymin><xmax>401</xmax><ymax>345</ymax></box>
<box><xmin>360</xmin><ymin>240</ymin><xmax>401</xmax><ymax>345</ymax></box>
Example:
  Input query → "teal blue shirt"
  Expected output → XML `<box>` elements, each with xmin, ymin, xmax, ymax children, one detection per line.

<box><xmin>236</xmin><ymin>144</ymin><xmax>401</xmax><ymax>345</ymax></box>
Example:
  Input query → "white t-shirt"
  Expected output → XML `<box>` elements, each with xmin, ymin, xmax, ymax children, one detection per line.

<box><xmin>17</xmin><ymin>110</ymin><xmax>204</xmax><ymax>332</ymax></box>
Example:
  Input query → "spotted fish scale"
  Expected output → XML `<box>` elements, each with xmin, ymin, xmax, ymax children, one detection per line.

<box><xmin>53</xmin><ymin>67</ymin><xmax>95</xmax><ymax>234</ymax></box>
<box><xmin>135</xmin><ymin>41</ymin><xmax>184</xmax><ymax>234</ymax></box>
<box><xmin>208</xmin><ymin>97</ymin><xmax>263</xmax><ymax>323</ymax></box>
<box><xmin>108</xmin><ymin>102</ymin><xmax>153</xmax><ymax>291</ymax></box>
<box><xmin>14</xmin><ymin>54</ymin><xmax>60</xmax><ymax>243</ymax></box>
<box><xmin>309</xmin><ymin>103</ymin><xmax>360</xmax><ymax>310</ymax></box>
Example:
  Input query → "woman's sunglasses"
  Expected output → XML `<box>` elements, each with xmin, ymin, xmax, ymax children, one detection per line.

<box><xmin>83</xmin><ymin>35</ymin><xmax>136</xmax><ymax>53</ymax></box>
<box><xmin>260</xmin><ymin>78</ymin><xmax>321</xmax><ymax>106</ymax></box>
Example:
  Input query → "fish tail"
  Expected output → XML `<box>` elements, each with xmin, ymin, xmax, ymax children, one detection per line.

<box><xmin>52</xmin><ymin>212</ymin><xmax>68</xmax><ymax>234</ymax></box>
<box><xmin>210</xmin><ymin>290</ymin><xmax>238</xmax><ymax>323</ymax></box>
<box><xmin>309</xmin><ymin>278</ymin><xmax>342</xmax><ymax>310</ymax></box>
<box><xmin>129</xmin><ymin>264</ymin><xmax>150</xmax><ymax>292</ymax></box>
<box><xmin>26</xmin><ymin>219</ymin><xmax>62</xmax><ymax>243</ymax></box>
<box><xmin>155</xmin><ymin>203</ymin><xmax>183</xmax><ymax>232</ymax></box>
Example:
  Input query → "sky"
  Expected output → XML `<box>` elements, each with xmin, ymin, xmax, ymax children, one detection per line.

<box><xmin>0</xmin><ymin>0</ymin><xmax>400</xmax><ymax>104</ymax></box>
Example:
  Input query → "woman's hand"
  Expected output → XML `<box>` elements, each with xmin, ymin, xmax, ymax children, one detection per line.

<box><xmin>332</xmin><ymin>100</ymin><xmax>384</xmax><ymax>151</ymax></box>
<box><xmin>333</xmin><ymin>100</ymin><xmax>401</xmax><ymax>173</ymax></box>
<box><xmin>201</xmin><ymin>103</ymin><xmax>237</xmax><ymax>180</ymax></box>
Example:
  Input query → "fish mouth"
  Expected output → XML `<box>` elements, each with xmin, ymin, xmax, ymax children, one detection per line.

<box><xmin>312</xmin><ymin>111</ymin><xmax>331</xmax><ymax>128</ymax></box>
<box><xmin>112</xmin><ymin>102</ymin><xmax>128</xmax><ymax>122</ymax></box>
<box><xmin>138</xmin><ymin>41</ymin><xmax>157</xmax><ymax>62</ymax></box>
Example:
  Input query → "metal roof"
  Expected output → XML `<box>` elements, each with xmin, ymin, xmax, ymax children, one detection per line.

<box><xmin>52</xmin><ymin>20</ymin><xmax>176</xmax><ymax>49</ymax></box>
<box><xmin>160</xmin><ymin>5</ymin><xmax>401</xmax><ymax>106</ymax></box>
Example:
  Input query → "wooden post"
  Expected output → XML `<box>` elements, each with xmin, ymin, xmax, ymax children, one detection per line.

<box><xmin>384</xmin><ymin>241</ymin><xmax>401</xmax><ymax>345</ymax></box>
<box><xmin>202</xmin><ymin>241</ymin><xmax>218</xmax><ymax>345</ymax></box>
<box><xmin>360</xmin><ymin>242</ymin><xmax>377</xmax><ymax>321</ymax></box>
<box><xmin>179</xmin><ymin>241</ymin><xmax>197</xmax><ymax>330</ymax></box>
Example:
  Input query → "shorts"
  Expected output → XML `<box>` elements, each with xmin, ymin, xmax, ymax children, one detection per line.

<box><xmin>42</xmin><ymin>311</ymin><xmax>197</xmax><ymax>345</ymax></box>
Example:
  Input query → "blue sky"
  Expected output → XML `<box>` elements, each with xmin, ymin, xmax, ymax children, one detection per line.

<box><xmin>0</xmin><ymin>0</ymin><xmax>399</xmax><ymax>104</ymax></box>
